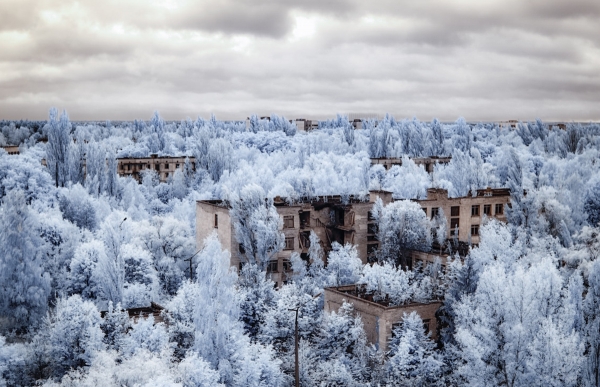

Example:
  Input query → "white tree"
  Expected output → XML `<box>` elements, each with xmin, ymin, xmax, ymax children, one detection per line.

<box><xmin>230</xmin><ymin>184</ymin><xmax>284</xmax><ymax>270</ymax></box>
<box><xmin>324</xmin><ymin>242</ymin><xmax>363</xmax><ymax>287</ymax></box>
<box><xmin>46</xmin><ymin>108</ymin><xmax>71</xmax><ymax>188</ymax></box>
<box><xmin>0</xmin><ymin>190</ymin><xmax>51</xmax><ymax>330</ymax></box>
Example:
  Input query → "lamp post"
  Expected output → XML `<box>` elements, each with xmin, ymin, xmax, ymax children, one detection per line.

<box><xmin>184</xmin><ymin>248</ymin><xmax>203</xmax><ymax>280</ymax></box>
<box><xmin>289</xmin><ymin>292</ymin><xmax>321</xmax><ymax>387</ymax></box>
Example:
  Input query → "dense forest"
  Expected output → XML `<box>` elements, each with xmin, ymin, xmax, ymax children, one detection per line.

<box><xmin>1</xmin><ymin>109</ymin><xmax>600</xmax><ymax>386</ymax></box>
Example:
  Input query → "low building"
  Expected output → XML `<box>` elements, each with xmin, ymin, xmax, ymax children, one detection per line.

<box><xmin>1</xmin><ymin>145</ymin><xmax>20</xmax><ymax>155</ymax></box>
<box><xmin>370</xmin><ymin>156</ymin><xmax>452</xmax><ymax>173</ymax></box>
<box><xmin>414</xmin><ymin>187</ymin><xmax>510</xmax><ymax>245</ymax></box>
<box><xmin>324</xmin><ymin>285</ymin><xmax>442</xmax><ymax>352</ymax></box>
<box><xmin>295</xmin><ymin>118</ymin><xmax>319</xmax><ymax>132</ymax></box>
<box><xmin>100</xmin><ymin>302</ymin><xmax>165</xmax><ymax>324</ymax></box>
<box><xmin>117</xmin><ymin>154</ymin><xmax>194</xmax><ymax>183</ymax></box>
<box><xmin>196</xmin><ymin>194</ymin><xmax>378</xmax><ymax>286</ymax></box>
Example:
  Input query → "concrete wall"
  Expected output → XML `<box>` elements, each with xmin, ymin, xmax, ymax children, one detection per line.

<box><xmin>118</xmin><ymin>156</ymin><xmax>194</xmax><ymax>183</ymax></box>
<box><xmin>325</xmin><ymin>286</ymin><xmax>442</xmax><ymax>352</ymax></box>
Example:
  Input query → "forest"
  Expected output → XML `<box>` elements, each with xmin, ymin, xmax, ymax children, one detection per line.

<box><xmin>1</xmin><ymin>109</ymin><xmax>600</xmax><ymax>386</ymax></box>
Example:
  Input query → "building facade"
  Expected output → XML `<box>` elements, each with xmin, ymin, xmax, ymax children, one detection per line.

<box><xmin>196</xmin><ymin>195</ymin><xmax>377</xmax><ymax>286</ymax></box>
<box><xmin>414</xmin><ymin>187</ymin><xmax>511</xmax><ymax>245</ymax></box>
<box><xmin>117</xmin><ymin>154</ymin><xmax>194</xmax><ymax>183</ymax></box>
<box><xmin>324</xmin><ymin>285</ymin><xmax>442</xmax><ymax>352</ymax></box>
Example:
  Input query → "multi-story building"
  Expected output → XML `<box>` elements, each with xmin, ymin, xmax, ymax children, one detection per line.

<box><xmin>196</xmin><ymin>194</ymin><xmax>380</xmax><ymax>286</ymax></box>
<box><xmin>324</xmin><ymin>285</ymin><xmax>442</xmax><ymax>351</ymax></box>
<box><xmin>117</xmin><ymin>154</ymin><xmax>194</xmax><ymax>183</ymax></box>
<box><xmin>370</xmin><ymin>156</ymin><xmax>452</xmax><ymax>173</ymax></box>
<box><xmin>294</xmin><ymin>118</ymin><xmax>319</xmax><ymax>132</ymax></box>
<box><xmin>414</xmin><ymin>187</ymin><xmax>510</xmax><ymax>246</ymax></box>
<box><xmin>1</xmin><ymin>145</ymin><xmax>20</xmax><ymax>155</ymax></box>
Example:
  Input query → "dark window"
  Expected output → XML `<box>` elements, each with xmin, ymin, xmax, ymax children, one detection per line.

<box><xmin>164</xmin><ymin>163</ymin><xmax>169</xmax><ymax>169</ymax></box>
<box><xmin>282</xmin><ymin>260</ymin><xmax>292</xmax><ymax>272</ymax></box>
<box><xmin>127</xmin><ymin>164</ymin><xmax>131</xmax><ymax>171</ymax></box>
<box><xmin>300</xmin><ymin>232</ymin><xmax>311</xmax><ymax>248</ymax></box>
<box><xmin>368</xmin><ymin>211</ymin><xmax>376</xmax><ymax>221</ymax></box>
<box><xmin>495</xmin><ymin>203</ymin><xmax>504</xmax><ymax>215</ymax></box>
<box><xmin>483</xmin><ymin>204</ymin><xmax>491</xmax><ymax>215</ymax></box>
<box><xmin>284</xmin><ymin>237</ymin><xmax>294</xmax><ymax>250</ymax></box>
<box><xmin>471</xmin><ymin>205</ymin><xmax>480</xmax><ymax>216</ymax></box>
<box><xmin>422</xmin><ymin>319</ymin><xmax>431</xmax><ymax>334</ymax></box>
<box><xmin>431</xmin><ymin>207</ymin><xmax>439</xmax><ymax>219</ymax></box>
<box><xmin>176</xmin><ymin>163</ymin><xmax>180</xmax><ymax>169</ymax></box>
<box><xmin>451</xmin><ymin>206</ymin><xmax>460</xmax><ymax>217</ymax></box>
<box><xmin>283</xmin><ymin>215</ymin><xmax>294</xmax><ymax>228</ymax></box>
<box><xmin>239</xmin><ymin>243</ymin><xmax>245</xmax><ymax>254</ymax></box>
<box><xmin>214</xmin><ymin>214</ymin><xmax>218</xmax><ymax>228</ymax></box>
<box><xmin>267</xmin><ymin>260</ymin><xmax>278</xmax><ymax>273</ymax></box>
<box><xmin>367</xmin><ymin>243</ymin><xmax>378</xmax><ymax>256</ymax></box>
<box><xmin>368</xmin><ymin>223</ymin><xmax>378</xmax><ymax>235</ymax></box>
<box><xmin>471</xmin><ymin>225</ymin><xmax>479</xmax><ymax>236</ymax></box>
<box><xmin>391</xmin><ymin>322</ymin><xmax>403</xmax><ymax>338</ymax></box>
<box><xmin>450</xmin><ymin>218</ymin><xmax>459</xmax><ymax>234</ymax></box>
<box><xmin>422</xmin><ymin>207</ymin><xmax>427</xmax><ymax>215</ymax></box>
<box><xmin>165</xmin><ymin>172</ymin><xmax>169</xmax><ymax>178</ymax></box>
<box><xmin>300</xmin><ymin>211</ymin><xmax>310</xmax><ymax>228</ymax></box>
<box><xmin>155</xmin><ymin>164</ymin><xmax>160</xmax><ymax>171</ymax></box>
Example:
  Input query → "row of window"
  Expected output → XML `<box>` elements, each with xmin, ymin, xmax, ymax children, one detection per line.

<box><xmin>428</xmin><ymin>203</ymin><xmax>504</xmax><ymax>218</ymax></box>
<box><xmin>121</xmin><ymin>163</ymin><xmax>182</xmax><ymax>171</ymax></box>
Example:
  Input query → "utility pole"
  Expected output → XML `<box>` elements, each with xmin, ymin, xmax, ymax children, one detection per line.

<box><xmin>288</xmin><ymin>292</ymin><xmax>321</xmax><ymax>387</ymax></box>
<box><xmin>184</xmin><ymin>248</ymin><xmax>204</xmax><ymax>280</ymax></box>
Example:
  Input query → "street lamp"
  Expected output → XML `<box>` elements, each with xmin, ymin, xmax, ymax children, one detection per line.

<box><xmin>184</xmin><ymin>248</ymin><xmax>204</xmax><ymax>280</ymax></box>
<box><xmin>289</xmin><ymin>292</ymin><xmax>322</xmax><ymax>387</ymax></box>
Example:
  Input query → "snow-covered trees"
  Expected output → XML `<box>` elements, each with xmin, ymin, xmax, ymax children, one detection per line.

<box><xmin>373</xmin><ymin>198</ymin><xmax>432</xmax><ymax>267</ymax></box>
<box><xmin>46</xmin><ymin>108</ymin><xmax>71</xmax><ymax>188</ymax></box>
<box><xmin>0</xmin><ymin>190</ymin><xmax>51</xmax><ymax>330</ymax></box>
<box><xmin>230</xmin><ymin>184</ymin><xmax>284</xmax><ymax>270</ymax></box>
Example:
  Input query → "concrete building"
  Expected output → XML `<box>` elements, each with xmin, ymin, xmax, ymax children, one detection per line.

<box><xmin>324</xmin><ymin>285</ymin><xmax>442</xmax><ymax>352</ymax></box>
<box><xmin>1</xmin><ymin>145</ymin><xmax>20</xmax><ymax>155</ymax></box>
<box><xmin>117</xmin><ymin>154</ymin><xmax>194</xmax><ymax>183</ymax></box>
<box><xmin>414</xmin><ymin>187</ymin><xmax>510</xmax><ymax>246</ymax></box>
<box><xmin>196</xmin><ymin>194</ymin><xmax>378</xmax><ymax>286</ymax></box>
<box><xmin>370</xmin><ymin>156</ymin><xmax>452</xmax><ymax>173</ymax></box>
<box><xmin>295</xmin><ymin>118</ymin><xmax>319</xmax><ymax>132</ymax></box>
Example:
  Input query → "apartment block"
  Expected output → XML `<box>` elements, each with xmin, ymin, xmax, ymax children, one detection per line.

<box><xmin>117</xmin><ymin>154</ymin><xmax>194</xmax><ymax>183</ymax></box>
<box><xmin>1</xmin><ymin>145</ymin><xmax>20</xmax><ymax>155</ymax></box>
<box><xmin>324</xmin><ymin>285</ymin><xmax>442</xmax><ymax>352</ymax></box>
<box><xmin>196</xmin><ymin>195</ymin><xmax>377</xmax><ymax>286</ymax></box>
<box><xmin>415</xmin><ymin>187</ymin><xmax>510</xmax><ymax>246</ymax></box>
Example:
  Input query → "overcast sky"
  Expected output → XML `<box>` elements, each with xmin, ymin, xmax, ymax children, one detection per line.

<box><xmin>0</xmin><ymin>0</ymin><xmax>599</xmax><ymax>121</ymax></box>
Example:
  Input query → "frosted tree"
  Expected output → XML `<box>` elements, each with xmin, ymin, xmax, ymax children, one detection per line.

<box><xmin>585</xmin><ymin>178</ymin><xmax>600</xmax><ymax>226</ymax></box>
<box><xmin>46</xmin><ymin>108</ymin><xmax>71</xmax><ymax>188</ymax></box>
<box><xmin>37</xmin><ymin>295</ymin><xmax>104</xmax><ymax>379</ymax></box>
<box><xmin>323</xmin><ymin>242</ymin><xmax>363</xmax><ymax>287</ymax></box>
<box><xmin>429</xmin><ymin>118</ymin><xmax>445</xmax><ymax>156</ymax></box>
<box><xmin>58</xmin><ymin>184</ymin><xmax>97</xmax><ymax>231</ymax></box>
<box><xmin>238</xmin><ymin>263</ymin><xmax>276</xmax><ymax>338</ymax></box>
<box><xmin>104</xmin><ymin>148</ymin><xmax>119</xmax><ymax>198</ymax></box>
<box><xmin>374</xmin><ymin>198</ymin><xmax>432</xmax><ymax>267</ymax></box>
<box><xmin>230</xmin><ymin>184</ymin><xmax>284</xmax><ymax>270</ymax></box>
<box><xmin>93</xmin><ymin>219</ymin><xmax>125</xmax><ymax>305</ymax></box>
<box><xmin>68</xmin><ymin>240</ymin><xmax>105</xmax><ymax>299</ymax></box>
<box><xmin>386</xmin><ymin>312</ymin><xmax>444</xmax><ymax>386</ymax></box>
<box><xmin>0</xmin><ymin>190</ymin><xmax>51</xmax><ymax>330</ymax></box>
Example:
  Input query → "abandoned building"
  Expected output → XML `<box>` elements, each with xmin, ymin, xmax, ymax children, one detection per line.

<box><xmin>414</xmin><ymin>187</ymin><xmax>510</xmax><ymax>247</ymax></box>
<box><xmin>100</xmin><ymin>302</ymin><xmax>165</xmax><ymax>324</ymax></box>
<box><xmin>196</xmin><ymin>194</ymin><xmax>380</xmax><ymax>286</ymax></box>
<box><xmin>1</xmin><ymin>145</ymin><xmax>20</xmax><ymax>155</ymax></box>
<box><xmin>370</xmin><ymin>156</ymin><xmax>452</xmax><ymax>173</ymax></box>
<box><xmin>117</xmin><ymin>154</ymin><xmax>194</xmax><ymax>183</ymax></box>
<box><xmin>324</xmin><ymin>285</ymin><xmax>442</xmax><ymax>352</ymax></box>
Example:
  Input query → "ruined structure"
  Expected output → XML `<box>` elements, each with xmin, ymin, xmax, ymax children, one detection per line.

<box><xmin>324</xmin><ymin>285</ymin><xmax>442</xmax><ymax>352</ymax></box>
<box><xmin>117</xmin><ymin>154</ymin><xmax>194</xmax><ymax>183</ymax></box>
<box><xmin>1</xmin><ymin>145</ymin><xmax>19</xmax><ymax>155</ymax></box>
<box><xmin>196</xmin><ymin>195</ymin><xmax>378</xmax><ymax>286</ymax></box>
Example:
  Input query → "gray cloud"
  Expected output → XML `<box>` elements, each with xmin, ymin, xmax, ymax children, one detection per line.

<box><xmin>0</xmin><ymin>0</ymin><xmax>598</xmax><ymax>121</ymax></box>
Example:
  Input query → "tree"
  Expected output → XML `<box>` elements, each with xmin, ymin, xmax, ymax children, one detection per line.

<box><xmin>374</xmin><ymin>199</ymin><xmax>432</xmax><ymax>267</ymax></box>
<box><xmin>386</xmin><ymin>312</ymin><xmax>444</xmax><ymax>386</ymax></box>
<box><xmin>585</xmin><ymin>178</ymin><xmax>600</xmax><ymax>226</ymax></box>
<box><xmin>38</xmin><ymin>295</ymin><xmax>104</xmax><ymax>379</ymax></box>
<box><xmin>230</xmin><ymin>184</ymin><xmax>284</xmax><ymax>270</ymax></box>
<box><xmin>46</xmin><ymin>108</ymin><xmax>71</xmax><ymax>188</ymax></box>
<box><xmin>324</xmin><ymin>242</ymin><xmax>363</xmax><ymax>287</ymax></box>
<box><xmin>0</xmin><ymin>190</ymin><xmax>51</xmax><ymax>331</ymax></box>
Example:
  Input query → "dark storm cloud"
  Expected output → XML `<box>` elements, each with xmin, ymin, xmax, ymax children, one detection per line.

<box><xmin>0</xmin><ymin>0</ymin><xmax>598</xmax><ymax>121</ymax></box>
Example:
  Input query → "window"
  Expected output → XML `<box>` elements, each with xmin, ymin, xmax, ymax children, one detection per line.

<box><xmin>284</xmin><ymin>237</ymin><xmax>294</xmax><ymax>250</ymax></box>
<box><xmin>155</xmin><ymin>164</ymin><xmax>160</xmax><ymax>171</ymax></box>
<box><xmin>266</xmin><ymin>260</ymin><xmax>278</xmax><ymax>273</ymax></box>
<box><xmin>495</xmin><ymin>203</ymin><xmax>504</xmax><ymax>215</ymax></box>
<box><xmin>283</xmin><ymin>215</ymin><xmax>294</xmax><ymax>228</ymax></box>
<box><xmin>238</xmin><ymin>243</ymin><xmax>245</xmax><ymax>254</ymax></box>
<box><xmin>165</xmin><ymin>172</ymin><xmax>169</xmax><ymax>178</ymax></box>
<box><xmin>471</xmin><ymin>205</ymin><xmax>480</xmax><ymax>217</ymax></box>
<box><xmin>450</xmin><ymin>218</ymin><xmax>459</xmax><ymax>234</ymax></box>
<box><xmin>422</xmin><ymin>207</ymin><xmax>427</xmax><ymax>216</ymax></box>
<box><xmin>422</xmin><ymin>319</ymin><xmax>431</xmax><ymax>334</ymax></box>
<box><xmin>483</xmin><ymin>204</ymin><xmax>491</xmax><ymax>215</ymax></box>
<box><xmin>431</xmin><ymin>207</ymin><xmax>439</xmax><ymax>219</ymax></box>
<box><xmin>127</xmin><ymin>164</ymin><xmax>131</xmax><ymax>171</ymax></box>
<box><xmin>164</xmin><ymin>163</ymin><xmax>169</xmax><ymax>169</ymax></box>
<box><xmin>451</xmin><ymin>206</ymin><xmax>460</xmax><ymax>217</ymax></box>
<box><xmin>282</xmin><ymin>260</ymin><xmax>292</xmax><ymax>272</ymax></box>
<box><xmin>391</xmin><ymin>322</ymin><xmax>403</xmax><ymax>338</ymax></box>
<box><xmin>214</xmin><ymin>214</ymin><xmax>218</xmax><ymax>228</ymax></box>
<box><xmin>368</xmin><ymin>211</ymin><xmax>376</xmax><ymax>221</ymax></box>
<box><xmin>368</xmin><ymin>223</ymin><xmax>378</xmax><ymax>235</ymax></box>
<box><xmin>176</xmin><ymin>163</ymin><xmax>180</xmax><ymax>169</ymax></box>
<box><xmin>471</xmin><ymin>225</ymin><xmax>479</xmax><ymax>236</ymax></box>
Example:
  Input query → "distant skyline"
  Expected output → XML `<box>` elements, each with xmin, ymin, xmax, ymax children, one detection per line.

<box><xmin>1</xmin><ymin>0</ymin><xmax>599</xmax><ymax>122</ymax></box>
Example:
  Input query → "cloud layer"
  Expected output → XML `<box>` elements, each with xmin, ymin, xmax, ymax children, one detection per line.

<box><xmin>0</xmin><ymin>0</ymin><xmax>598</xmax><ymax>121</ymax></box>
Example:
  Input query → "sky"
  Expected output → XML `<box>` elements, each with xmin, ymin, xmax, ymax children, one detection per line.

<box><xmin>0</xmin><ymin>0</ymin><xmax>599</xmax><ymax>122</ymax></box>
